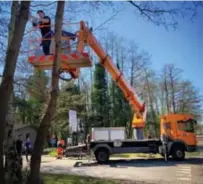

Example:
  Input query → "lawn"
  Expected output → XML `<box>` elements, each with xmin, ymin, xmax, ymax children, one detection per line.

<box><xmin>113</xmin><ymin>151</ymin><xmax>201</xmax><ymax>159</ymax></box>
<box><xmin>42</xmin><ymin>173</ymin><xmax>120</xmax><ymax>184</ymax></box>
<box><xmin>47</xmin><ymin>149</ymin><xmax>201</xmax><ymax>159</ymax></box>
<box><xmin>186</xmin><ymin>151</ymin><xmax>201</xmax><ymax>156</ymax></box>
<box><xmin>112</xmin><ymin>153</ymin><xmax>162</xmax><ymax>158</ymax></box>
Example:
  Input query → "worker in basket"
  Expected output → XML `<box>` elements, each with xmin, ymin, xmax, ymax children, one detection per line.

<box><xmin>57</xmin><ymin>138</ymin><xmax>65</xmax><ymax>159</ymax></box>
<box><xmin>31</xmin><ymin>10</ymin><xmax>77</xmax><ymax>55</ymax></box>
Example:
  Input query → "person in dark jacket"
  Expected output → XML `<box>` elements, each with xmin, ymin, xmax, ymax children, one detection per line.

<box><xmin>24</xmin><ymin>133</ymin><xmax>32</xmax><ymax>162</ymax></box>
<box><xmin>32</xmin><ymin>10</ymin><xmax>53</xmax><ymax>55</ymax></box>
<box><xmin>16</xmin><ymin>134</ymin><xmax>23</xmax><ymax>156</ymax></box>
<box><xmin>31</xmin><ymin>10</ymin><xmax>77</xmax><ymax>55</ymax></box>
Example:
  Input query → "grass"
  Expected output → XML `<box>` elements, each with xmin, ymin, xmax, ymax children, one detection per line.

<box><xmin>43</xmin><ymin>148</ymin><xmax>54</xmax><ymax>155</ymax></box>
<box><xmin>42</xmin><ymin>173</ymin><xmax>120</xmax><ymax>184</ymax></box>
<box><xmin>112</xmin><ymin>151</ymin><xmax>201</xmax><ymax>159</ymax></box>
<box><xmin>46</xmin><ymin>148</ymin><xmax>201</xmax><ymax>159</ymax></box>
<box><xmin>186</xmin><ymin>151</ymin><xmax>201</xmax><ymax>156</ymax></box>
<box><xmin>48</xmin><ymin>150</ymin><xmax>57</xmax><ymax>157</ymax></box>
<box><xmin>112</xmin><ymin>153</ymin><xmax>162</xmax><ymax>158</ymax></box>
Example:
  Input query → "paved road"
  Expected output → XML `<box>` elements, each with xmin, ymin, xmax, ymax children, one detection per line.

<box><xmin>24</xmin><ymin>137</ymin><xmax>203</xmax><ymax>183</ymax></box>
<box><xmin>25</xmin><ymin>156</ymin><xmax>203</xmax><ymax>184</ymax></box>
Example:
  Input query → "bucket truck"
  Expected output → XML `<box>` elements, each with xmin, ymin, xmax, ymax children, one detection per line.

<box><xmin>28</xmin><ymin>21</ymin><xmax>198</xmax><ymax>164</ymax></box>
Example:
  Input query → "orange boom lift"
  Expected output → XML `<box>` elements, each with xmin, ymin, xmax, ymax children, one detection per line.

<box><xmin>28</xmin><ymin>21</ymin><xmax>197</xmax><ymax>162</ymax></box>
<box><xmin>28</xmin><ymin>21</ymin><xmax>146</xmax><ymax>138</ymax></box>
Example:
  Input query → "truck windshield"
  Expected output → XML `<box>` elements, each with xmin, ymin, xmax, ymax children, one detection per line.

<box><xmin>178</xmin><ymin>119</ymin><xmax>196</xmax><ymax>133</ymax></box>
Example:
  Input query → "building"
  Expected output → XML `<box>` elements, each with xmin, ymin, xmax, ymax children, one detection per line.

<box><xmin>14</xmin><ymin>124</ymin><xmax>37</xmax><ymax>148</ymax></box>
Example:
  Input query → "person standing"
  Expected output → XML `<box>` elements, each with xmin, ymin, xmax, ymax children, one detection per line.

<box><xmin>57</xmin><ymin>138</ymin><xmax>65</xmax><ymax>159</ymax></box>
<box><xmin>32</xmin><ymin>10</ymin><xmax>53</xmax><ymax>55</ymax></box>
<box><xmin>24</xmin><ymin>133</ymin><xmax>32</xmax><ymax>162</ymax></box>
<box><xmin>16</xmin><ymin>134</ymin><xmax>23</xmax><ymax>156</ymax></box>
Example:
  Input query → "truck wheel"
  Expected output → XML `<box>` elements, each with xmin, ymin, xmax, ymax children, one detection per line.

<box><xmin>171</xmin><ymin>146</ymin><xmax>185</xmax><ymax>161</ymax></box>
<box><xmin>95</xmin><ymin>148</ymin><xmax>109</xmax><ymax>164</ymax></box>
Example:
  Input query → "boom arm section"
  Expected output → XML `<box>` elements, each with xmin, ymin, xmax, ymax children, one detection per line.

<box><xmin>77</xmin><ymin>21</ymin><xmax>146</xmax><ymax>128</ymax></box>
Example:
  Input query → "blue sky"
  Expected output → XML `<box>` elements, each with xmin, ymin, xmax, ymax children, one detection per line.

<box><xmin>103</xmin><ymin>2</ymin><xmax>203</xmax><ymax>95</ymax></box>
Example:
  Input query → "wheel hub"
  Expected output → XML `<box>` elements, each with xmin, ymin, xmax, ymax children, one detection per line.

<box><xmin>99</xmin><ymin>152</ymin><xmax>107</xmax><ymax>161</ymax></box>
<box><xmin>176</xmin><ymin>150</ymin><xmax>183</xmax><ymax>158</ymax></box>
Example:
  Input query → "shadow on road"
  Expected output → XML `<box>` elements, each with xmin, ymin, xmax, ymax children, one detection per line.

<box><xmin>75</xmin><ymin>157</ymin><xmax>203</xmax><ymax>168</ymax></box>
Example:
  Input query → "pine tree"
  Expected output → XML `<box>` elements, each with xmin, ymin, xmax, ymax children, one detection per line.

<box><xmin>109</xmin><ymin>63</ymin><xmax>132</xmax><ymax>129</ymax></box>
<box><xmin>92</xmin><ymin>63</ymin><xmax>110</xmax><ymax>127</ymax></box>
<box><xmin>27</xmin><ymin>68</ymin><xmax>49</xmax><ymax>103</ymax></box>
<box><xmin>24</xmin><ymin>68</ymin><xmax>49</xmax><ymax>125</ymax></box>
<box><xmin>52</xmin><ymin>80</ymin><xmax>87</xmax><ymax>140</ymax></box>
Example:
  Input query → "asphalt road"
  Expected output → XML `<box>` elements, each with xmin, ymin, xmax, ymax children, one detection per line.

<box><xmin>27</xmin><ymin>156</ymin><xmax>202</xmax><ymax>184</ymax></box>
<box><xmin>24</xmin><ymin>136</ymin><xmax>203</xmax><ymax>184</ymax></box>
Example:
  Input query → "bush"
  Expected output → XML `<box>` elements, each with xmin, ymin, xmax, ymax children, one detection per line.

<box><xmin>48</xmin><ymin>150</ymin><xmax>57</xmax><ymax>157</ymax></box>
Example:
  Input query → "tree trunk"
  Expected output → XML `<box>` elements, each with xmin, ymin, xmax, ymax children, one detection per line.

<box><xmin>4</xmin><ymin>93</ymin><xmax>23</xmax><ymax>184</ymax></box>
<box><xmin>164</xmin><ymin>74</ymin><xmax>170</xmax><ymax>113</ymax></box>
<box><xmin>27</xmin><ymin>1</ymin><xmax>65</xmax><ymax>184</ymax></box>
<box><xmin>169</xmin><ymin>71</ymin><xmax>176</xmax><ymax>113</ymax></box>
<box><xmin>144</xmin><ymin>69</ymin><xmax>157</xmax><ymax>137</ymax></box>
<box><xmin>5</xmin><ymin>3</ymin><xmax>23</xmax><ymax>183</ymax></box>
<box><xmin>0</xmin><ymin>2</ymin><xmax>30</xmax><ymax>184</ymax></box>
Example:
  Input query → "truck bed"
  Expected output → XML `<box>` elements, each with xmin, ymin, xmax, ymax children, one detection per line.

<box><xmin>91</xmin><ymin>138</ymin><xmax>161</xmax><ymax>145</ymax></box>
<box><xmin>90</xmin><ymin>139</ymin><xmax>162</xmax><ymax>154</ymax></box>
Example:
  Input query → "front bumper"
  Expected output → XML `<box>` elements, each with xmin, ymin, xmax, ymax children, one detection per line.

<box><xmin>186</xmin><ymin>145</ymin><xmax>197</xmax><ymax>152</ymax></box>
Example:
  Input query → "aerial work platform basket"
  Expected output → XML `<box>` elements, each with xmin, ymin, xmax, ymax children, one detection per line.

<box><xmin>27</xmin><ymin>22</ymin><xmax>92</xmax><ymax>78</ymax></box>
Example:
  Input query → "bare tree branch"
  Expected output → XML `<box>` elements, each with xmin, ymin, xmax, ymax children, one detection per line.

<box><xmin>128</xmin><ymin>1</ymin><xmax>203</xmax><ymax>29</ymax></box>
<box><xmin>30</xmin><ymin>2</ymin><xmax>57</xmax><ymax>8</ymax></box>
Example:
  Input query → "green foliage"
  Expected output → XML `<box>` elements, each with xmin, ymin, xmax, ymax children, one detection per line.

<box><xmin>109</xmin><ymin>63</ymin><xmax>132</xmax><ymax>128</ymax></box>
<box><xmin>92</xmin><ymin>63</ymin><xmax>110</xmax><ymax>127</ymax></box>
<box><xmin>48</xmin><ymin>150</ymin><xmax>57</xmax><ymax>157</ymax></box>
<box><xmin>14</xmin><ymin>69</ymin><xmax>49</xmax><ymax>125</ymax></box>
<box><xmin>42</xmin><ymin>173</ymin><xmax>119</xmax><ymax>184</ymax></box>
<box><xmin>51</xmin><ymin>80</ymin><xmax>87</xmax><ymax>138</ymax></box>
<box><xmin>27</xmin><ymin>68</ymin><xmax>49</xmax><ymax>102</ymax></box>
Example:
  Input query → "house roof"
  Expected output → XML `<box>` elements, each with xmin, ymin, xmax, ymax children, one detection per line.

<box><xmin>14</xmin><ymin>124</ymin><xmax>37</xmax><ymax>131</ymax></box>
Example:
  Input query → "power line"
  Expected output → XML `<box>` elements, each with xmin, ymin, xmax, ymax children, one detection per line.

<box><xmin>93</xmin><ymin>11</ymin><xmax>120</xmax><ymax>31</ymax></box>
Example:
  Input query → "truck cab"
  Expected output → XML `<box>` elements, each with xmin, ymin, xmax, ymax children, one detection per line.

<box><xmin>160</xmin><ymin>114</ymin><xmax>197</xmax><ymax>160</ymax></box>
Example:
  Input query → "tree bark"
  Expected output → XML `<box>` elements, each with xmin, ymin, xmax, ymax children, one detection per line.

<box><xmin>4</xmin><ymin>93</ymin><xmax>23</xmax><ymax>184</ymax></box>
<box><xmin>163</xmin><ymin>68</ymin><xmax>170</xmax><ymax>113</ymax></box>
<box><xmin>144</xmin><ymin>69</ymin><xmax>157</xmax><ymax>137</ymax></box>
<box><xmin>0</xmin><ymin>2</ymin><xmax>30</xmax><ymax>184</ymax></box>
<box><xmin>27</xmin><ymin>1</ymin><xmax>65</xmax><ymax>184</ymax></box>
<box><xmin>4</xmin><ymin>2</ymin><xmax>23</xmax><ymax>183</ymax></box>
<box><xmin>168</xmin><ymin>68</ymin><xmax>176</xmax><ymax>113</ymax></box>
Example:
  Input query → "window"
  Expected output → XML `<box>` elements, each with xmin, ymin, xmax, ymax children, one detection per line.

<box><xmin>178</xmin><ymin>119</ymin><xmax>196</xmax><ymax>132</ymax></box>
<box><xmin>163</xmin><ymin>122</ymin><xmax>171</xmax><ymax>130</ymax></box>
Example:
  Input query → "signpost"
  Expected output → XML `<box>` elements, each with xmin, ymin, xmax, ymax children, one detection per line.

<box><xmin>69</xmin><ymin>110</ymin><xmax>77</xmax><ymax>133</ymax></box>
<box><xmin>69</xmin><ymin>110</ymin><xmax>78</xmax><ymax>146</ymax></box>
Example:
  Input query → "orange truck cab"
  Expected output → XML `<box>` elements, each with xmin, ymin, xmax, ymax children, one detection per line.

<box><xmin>160</xmin><ymin>114</ymin><xmax>197</xmax><ymax>159</ymax></box>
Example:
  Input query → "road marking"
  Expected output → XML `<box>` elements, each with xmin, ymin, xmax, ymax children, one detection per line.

<box><xmin>176</xmin><ymin>165</ymin><xmax>192</xmax><ymax>182</ymax></box>
<box><xmin>177</xmin><ymin>178</ymin><xmax>191</xmax><ymax>181</ymax></box>
<box><xmin>176</xmin><ymin>170</ymin><xmax>191</xmax><ymax>174</ymax></box>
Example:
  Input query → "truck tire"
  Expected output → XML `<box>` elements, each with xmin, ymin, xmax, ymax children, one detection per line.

<box><xmin>95</xmin><ymin>148</ymin><xmax>110</xmax><ymax>164</ymax></box>
<box><xmin>171</xmin><ymin>145</ymin><xmax>185</xmax><ymax>161</ymax></box>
